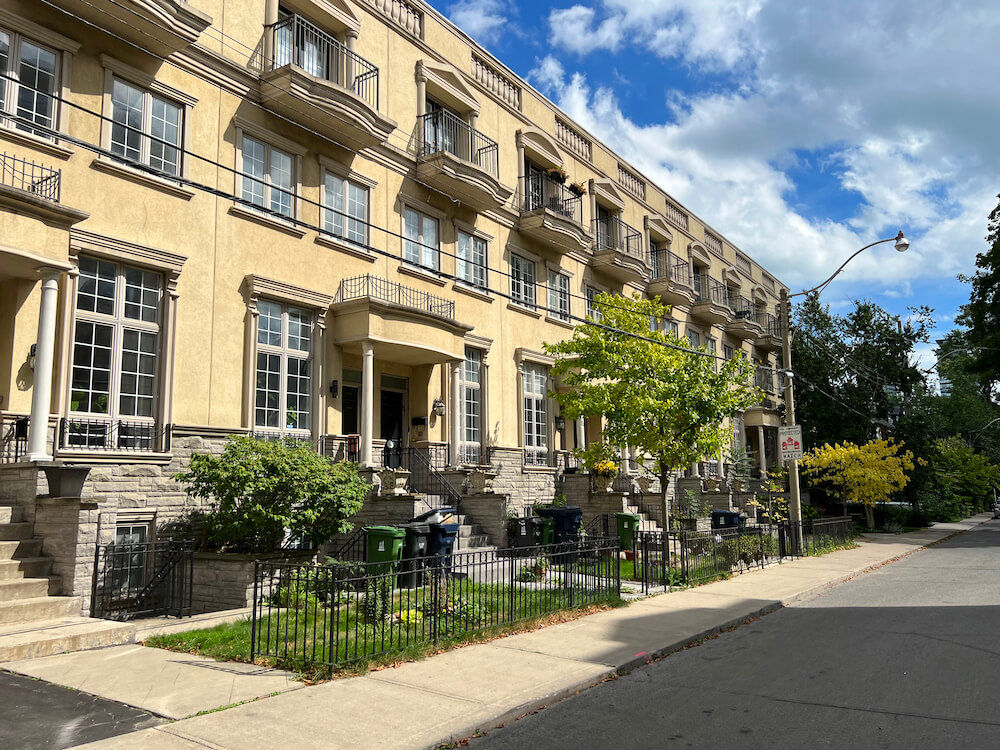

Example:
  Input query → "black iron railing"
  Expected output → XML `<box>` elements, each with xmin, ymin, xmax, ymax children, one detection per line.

<box><xmin>764</xmin><ymin>313</ymin><xmax>782</xmax><ymax>337</ymax></box>
<box><xmin>419</xmin><ymin>110</ymin><xmax>499</xmax><ymax>178</ymax></box>
<box><xmin>778</xmin><ymin>518</ymin><xmax>855</xmax><ymax>556</ymax></box>
<box><xmin>59</xmin><ymin>418</ymin><xmax>169</xmax><ymax>453</ymax></box>
<box><xmin>269</xmin><ymin>13</ymin><xmax>380</xmax><ymax>110</ymax></box>
<box><xmin>337</xmin><ymin>274</ymin><xmax>455</xmax><ymax>320</ymax></box>
<box><xmin>651</xmin><ymin>249</ymin><xmax>692</xmax><ymax>285</ymax></box>
<box><xmin>593</xmin><ymin>216</ymin><xmax>644</xmax><ymax>261</ymax></box>
<box><xmin>250</xmin><ymin>538</ymin><xmax>620</xmax><ymax>672</ymax></box>
<box><xmin>0</xmin><ymin>152</ymin><xmax>61</xmax><ymax>201</ymax></box>
<box><xmin>729</xmin><ymin>295</ymin><xmax>764</xmax><ymax>326</ymax></box>
<box><xmin>0</xmin><ymin>415</ymin><xmax>29</xmax><ymax>463</ymax></box>
<box><xmin>91</xmin><ymin>541</ymin><xmax>193</xmax><ymax>621</ymax></box>
<box><xmin>396</xmin><ymin>447</ymin><xmax>462</xmax><ymax>509</ymax></box>
<box><xmin>522</xmin><ymin>172</ymin><xmax>583</xmax><ymax>226</ymax></box>
<box><xmin>693</xmin><ymin>273</ymin><xmax>730</xmax><ymax>307</ymax></box>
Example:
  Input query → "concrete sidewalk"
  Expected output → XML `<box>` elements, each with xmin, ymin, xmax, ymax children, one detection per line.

<box><xmin>44</xmin><ymin>514</ymin><xmax>991</xmax><ymax>749</ymax></box>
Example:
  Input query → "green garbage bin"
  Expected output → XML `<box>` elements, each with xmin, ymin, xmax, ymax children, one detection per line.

<box><xmin>536</xmin><ymin>517</ymin><xmax>556</xmax><ymax>546</ymax></box>
<box><xmin>364</xmin><ymin>526</ymin><xmax>405</xmax><ymax>574</ymax></box>
<box><xmin>615</xmin><ymin>512</ymin><xmax>641</xmax><ymax>550</ymax></box>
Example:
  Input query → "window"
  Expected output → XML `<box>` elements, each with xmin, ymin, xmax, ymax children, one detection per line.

<box><xmin>666</xmin><ymin>319</ymin><xmax>679</xmax><ymax>338</ymax></box>
<box><xmin>707</xmin><ymin>338</ymin><xmax>717</xmax><ymax>371</ymax></box>
<box><xmin>324</xmin><ymin>172</ymin><xmax>368</xmax><ymax>246</ymax></box>
<box><xmin>0</xmin><ymin>30</ymin><xmax>57</xmax><ymax>136</ymax></box>
<box><xmin>111</xmin><ymin>522</ymin><xmax>151</xmax><ymax>594</ymax></box>
<box><xmin>403</xmin><ymin>206</ymin><xmax>439</xmax><ymax>270</ymax></box>
<box><xmin>241</xmin><ymin>134</ymin><xmax>294</xmax><ymax>218</ymax></box>
<box><xmin>522</xmin><ymin>363</ymin><xmax>548</xmax><ymax>466</ymax></box>
<box><xmin>274</xmin><ymin>8</ymin><xmax>328</xmax><ymax>79</ymax></box>
<box><xmin>687</xmin><ymin>329</ymin><xmax>700</xmax><ymax>349</ymax></box>
<box><xmin>585</xmin><ymin>286</ymin><xmax>601</xmax><ymax>321</ymax></box>
<box><xmin>510</xmin><ymin>253</ymin><xmax>535</xmax><ymax>308</ymax></box>
<box><xmin>341</xmin><ymin>368</ymin><xmax>361</xmax><ymax>435</ymax></box>
<box><xmin>595</xmin><ymin>204</ymin><xmax>614</xmax><ymax>250</ymax></box>
<box><xmin>724</xmin><ymin>344</ymin><xmax>735</xmax><ymax>360</ymax></box>
<box><xmin>69</xmin><ymin>256</ymin><xmax>163</xmax><ymax>450</ymax></box>
<box><xmin>547</xmin><ymin>270</ymin><xmax>569</xmax><ymax>321</ymax></box>
<box><xmin>110</xmin><ymin>78</ymin><xmax>183</xmax><ymax>176</ymax></box>
<box><xmin>457</xmin><ymin>231</ymin><xmax>487</xmax><ymax>288</ymax></box>
<box><xmin>648</xmin><ymin>316</ymin><xmax>660</xmax><ymax>333</ymax></box>
<box><xmin>460</xmin><ymin>348</ymin><xmax>483</xmax><ymax>464</ymax></box>
<box><xmin>255</xmin><ymin>300</ymin><xmax>313</xmax><ymax>435</ymax></box>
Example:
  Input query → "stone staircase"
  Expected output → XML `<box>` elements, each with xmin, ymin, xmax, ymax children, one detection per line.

<box><xmin>454</xmin><ymin>512</ymin><xmax>493</xmax><ymax>552</ymax></box>
<box><xmin>0</xmin><ymin>504</ymin><xmax>134</xmax><ymax>661</ymax></box>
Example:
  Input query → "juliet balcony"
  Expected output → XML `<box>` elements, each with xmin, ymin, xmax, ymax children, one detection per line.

<box><xmin>756</xmin><ymin>312</ymin><xmax>783</xmax><ymax>352</ymax></box>
<box><xmin>416</xmin><ymin>110</ymin><xmax>513</xmax><ymax>211</ymax></box>
<box><xmin>725</xmin><ymin>295</ymin><xmax>765</xmax><ymax>341</ymax></box>
<box><xmin>649</xmin><ymin>249</ymin><xmax>696</xmax><ymax>306</ymax></box>
<box><xmin>0</xmin><ymin>152</ymin><xmax>87</xmax><ymax>228</ymax></box>
<box><xmin>518</xmin><ymin>172</ymin><xmax>592</xmax><ymax>255</ymax></box>
<box><xmin>690</xmin><ymin>273</ymin><xmax>733</xmax><ymax>325</ymax></box>
<box><xmin>51</xmin><ymin>0</ymin><xmax>212</xmax><ymax>56</ymax></box>
<box><xmin>591</xmin><ymin>216</ymin><xmax>649</xmax><ymax>285</ymax></box>
<box><xmin>260</xmin><ymin>14</ymin><xmax>396</xmax><ymax>151</ymax></box>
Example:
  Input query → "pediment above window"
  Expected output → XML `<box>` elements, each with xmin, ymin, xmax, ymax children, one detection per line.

<box><xmin>516</xmin><ymin>127</ymin><xmax>563</xmax><ymax>170</ymax></box>
<box><xmin>280</xmin><ymin>0</ymin><xmax>361</xmax><ymax>35</ymax></box>
<box><xmin>416</xmin><ymin>59</ymin><xmax>480</xmax><ymax>114</ymax></box>
<box><xmin>593</xmin><ymin>179</ymin><xmax>627</xmax><ymax>211</ymax></box>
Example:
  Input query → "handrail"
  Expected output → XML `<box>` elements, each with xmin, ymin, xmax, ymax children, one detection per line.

<box><xmin>337</xmin><ymin>274</ymin><xmax>455</xmax><ymax>320</ymax></box>
<box><xmin>693</xmin><ymin>273</ymin><xmax>729</xmax><ymax>306</ymax></box>
<box><xmin>651</xmin><ymin>249</ymin><xmax>691</xmax><ymax>285</ymax></box>
<box><xmin>593</xmin><ymin>216</ymin><xmax>644</xmax><ymax>261</ymax></box>
<box><xmin>419</xmin><ymin>109</ymin><xmax>499</xmax><ymax>178</ymax></box>
<box><xmin>521</xmin><ymin>172</ymin><xmax>583</xmax><ymax>226</ymax></box>
<box><xmin>0</xmin><ymin>152</ymin><xmax>60</xmax><ymax>201</ymax></box>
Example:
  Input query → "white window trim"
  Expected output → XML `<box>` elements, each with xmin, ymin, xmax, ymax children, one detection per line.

<box><xmin>456</xmin><ymin>229</ymin><xmax>488</xmax><ymax>289</ymax></box>
<box><xmin>401</xmin><ymin>203</ymin><xmax>441</xmax><ymax>272</ymax></box>
<box><xmin>520</xmin><ymin>361</ymin><xmax>550</xmax><ymax>467</ymax></box>
<box><xmin>510</xmin><ymin>252</ymin><xmax>536</xmax><ymax>309</ymax></box>
<box><xmin>252</xmin><ymin>300</ymin><xmax>315</xmax><ymax>436</ymax></box>
<box><xmin>235</xmin><ymin>130</ymin><xmax>300</xmax><ymax>221</ymax></box>
<box><xmin>546</xmin><ymin>268</ymin><xmax>570</xmax><ymax>322</ymax></box>
<box><xmin>321</xmin><ymin>167</ymin><xmax>371</xmax><ymax>248</ymax></box>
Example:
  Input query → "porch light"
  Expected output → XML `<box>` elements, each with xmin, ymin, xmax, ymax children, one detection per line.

<box><xmin>432</xmin><ymin>398</ymin><xmax>446</xmax><ymax>417</ymax></box>
<box><xmin>554</xmin><ymin>415</ymin><xmax>566</xmax><ymax>431</ymax></box>
<box><xmin>28</xmin><ymin>343</ymin><xmax>36</xmax><ymax>370</ymax></box>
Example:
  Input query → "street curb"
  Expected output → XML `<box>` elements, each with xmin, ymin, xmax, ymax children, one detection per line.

<box><xmin>430</xmin><ymin>518</ymin><xmax>990</xmax><ymax>749</ymax></box>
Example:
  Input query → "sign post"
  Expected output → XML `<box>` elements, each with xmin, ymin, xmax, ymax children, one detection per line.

<box><xmin>779</xmin><ymin>425</ymin><xmax>803</xmax><ymax>461</ymax></box>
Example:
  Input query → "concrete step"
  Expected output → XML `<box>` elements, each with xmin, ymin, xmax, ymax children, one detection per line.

<box><xmin>0</xmin><ymin>577</ymin><xmax>60</xmax><ymax>602</ymax></box>
<box><xmin>0</xmin><ymin>596</ymin><xmax>81</xmax><ymax>625</ymax></box>
<box><xmin>0</xmin><ymin>616</ymin><xmax>135</xmax><ymax>662</ymax></box>
<box><xmin>0</xmin><ymin>523</ymin><xmax>34</xmax><ymax>541</ymax></box>
<box><xmin>0</xmin><ymin>506</ymin><xmax>24</xmax><ymax>524</ymax></box>
<box><xmin>0</xmin><ymin>558</ymin><xmax>53</xmax><ymax>581</ymax></box>
<box><xmin>0</xmin><ymin>539</ymin><xmax>43</xmax><ymax>561</ymax></box>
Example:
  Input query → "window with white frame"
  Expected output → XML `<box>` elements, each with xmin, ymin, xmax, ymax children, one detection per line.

<box><xmin>110</xmin><ymin>78</ymin><xmax>183</xmax><ymax>176</ymax></box>
<box><xmin>666</xmin><ymin>319</ymin><xmax>679</xmax><ymax>338</ymax></box>
<box><xmin>241</xmin><ymin>134</ymin><xmax>294</xmax><ymax>218</ymax></box>
<box><xmin>0</xmin><ymin>29</ymin><xmax>57</xmax><ymax>136</ymax></box>
<box><xmin>324</xmin><ymin>172</ymin><xmax>368</xmax><ymax>246</ymax></box>
<box><xmin>585</xmin><ymin>286</ymin><xmax>601</xmax><ymax>321</ymax></box>
<box><xmin>522</xmin><ymin>362</ymin><xmax>548</xmax><ymax>465</ymax></box>
<box><xmin>687</xmin><ymin>329</ymin><xmax>700</xmax><ymax>349</ymax></box>
<box><xmin>69</xmin><ymin>256</ymin><xmax>163</xmax><ymax>450</ymax></box>
<box><xmin>510</xmin><ymin>253</ymin><xmax>535</xmax><ymax>308</ymax></box>
<box><xmin>724</xmin><ymin>344</ymin><xmax>735</xmax><ymax>360</ymax></box>
<box><xmin>547</xmin><ymin>270</ymin><xmax>569</xmax><ymax>321</ymax></box>
<box><xmin>403</xmin><ymin>206</ymin><xmax>439</xmax><ymax>270</ymax></box>
<box><xmin>460</xmin><ymin>348</ymin><xmax>483</xmax><ymax>464</ymax></box>
<box><xmin>707</xmin><ymin>337</ymin><xmax>717</xmax><ymax>371</ymax></box>
<box><xmin>457</xmin><ymin>231</ymin><xmax>487</xmax><ymax>289</ymax></box>
<box><xmin>254</xmin><ymin>300</ymin><xmax>313</xmax><ymax>435</ymax></box>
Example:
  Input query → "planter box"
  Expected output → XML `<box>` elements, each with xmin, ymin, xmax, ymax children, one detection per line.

<box><xmin>190</xmin><ymin>550</ymin><xmax>316</xmax><ymax>614</ymax></box>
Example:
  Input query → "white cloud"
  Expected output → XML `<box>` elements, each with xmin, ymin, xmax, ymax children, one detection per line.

<box><xmin>534</xmin><ymin>1</ymin><xmax>1000</xmax><ymax>307</ymax></box>
<box><xmin>447</xmin><ymin>0</ymin><xmax>510</xmax><ymax>44</ymax></box>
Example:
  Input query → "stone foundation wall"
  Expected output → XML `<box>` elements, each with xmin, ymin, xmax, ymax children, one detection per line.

<box><xmin>189</xmin><ymin>552</ymin><xmax>316</xmax><ymax>614</ymax></box>
<box><xmin>0</xmin><ymin>464</ymin><xmax>39</xmax><ymax>522</ymax></box>
<box><xmin>458</xmin><ymin>493</ymin><xmax>509</xmax><ymax>546</ymax></box>
<box><xmin>34</xmin><ymin>497</ymin><xmax>106</xmax><ymax>614</ymax></box>
<box><xmin>325</xmin><ymin>495</ymin><xmax>427</xmax><ymax>556</ymax></box>
<box><xmin>489</xmin><ymin>448</ymin><xmax>558</xmax><ymax>515</ymax></box>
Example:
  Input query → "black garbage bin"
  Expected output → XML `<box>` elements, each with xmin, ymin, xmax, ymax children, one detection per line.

<box><xmin>398</xmin><ymin>522</ymin><xmax>431</xmax><ymax>588</ymax></box>
<box><xmin>711</xmin><ymin>510</ymin><xmax>745</xmax><ymax>530</ymax></box>
<box><xmin>509</xmin><ymin>516</ymin><xmax>540</xmax><ymax>550</ymax></box>
<box><xmin>535</xmin><ymin>506</ymin><xmax>583</xmax><ymax>543</ymax></box>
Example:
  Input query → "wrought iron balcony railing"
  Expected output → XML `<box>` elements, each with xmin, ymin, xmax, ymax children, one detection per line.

<box><xmin>730</xmin><ymin>295</ymin><xmax>764</xmax><ymax>325</ymax></box>
<box><xmin>764</xmin><ymin>313</ymin><xmax>782</xmax><ymax>337</ymax></box>
<box><xmin>593</xmin><ymin>216</ymin><xmax>644</xmax><ymax>261</ymax></box>
<box><xmin>337</xmin><ymin>274</ymin><xmax>455</xmax><ymax>320</ymax></box>
<box><xmin>651</xmin><ymin>249</ymin><xmax>692</xmax><ymax>285</ymax></box>
<box><xmin>419</xmin><ymin>109</ymin><xmax>498</xmax><ymax>178</ymax></box>
<box><xmin>59</xmin><ymin>417</ymin><xmax>169</xmax><ymax>453</ymax></box>
<box><xmin>1</xmin><ymin>152</ymin><xmax>61</xmax><ymax>202</ymax></box>
<box><xmin>269</xmin><ymin>13</ymin><xmax>380</xmax><ymax>110</ymax></box>
<box><xmin>521</xmin><ymin>172</ymin><xmax>583</xmax><ymax>225</ymax></box>
<box><xmin>693</xmin><ymin>273</ymin><xmax>730</xmax><ymax>306</ymax></box>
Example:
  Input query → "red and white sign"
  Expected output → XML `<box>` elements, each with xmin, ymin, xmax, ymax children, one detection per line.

<box><xmin>779</xmin><ymin>425</ymin><xmax>804</xmax><ymax>461</ymax></box>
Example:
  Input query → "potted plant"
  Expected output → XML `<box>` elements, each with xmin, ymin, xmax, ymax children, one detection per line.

<box><xmin>546</xmin><ymin>167</ymin><xmax>568</xmax><ymax>184</ymax></box>
<box><xmin>591</xmin><ymin>459</ymin><xmax>618</xmax><ymax>493</ymax></box>
<box><xmin>568</xmin><ymin>181</ymin><xmax>586</xmax><ymax>197</ymax></box>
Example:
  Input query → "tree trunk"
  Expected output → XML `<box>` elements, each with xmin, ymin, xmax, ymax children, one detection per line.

<box><xmin>660</xmin><ymin>470</ymin><xmax>670</xmax><ymax>533</ymax></box>
<box><xmin>864</xmin><ymin>503</ymin><xmax>875</xmax><ymax>529</ymax></box>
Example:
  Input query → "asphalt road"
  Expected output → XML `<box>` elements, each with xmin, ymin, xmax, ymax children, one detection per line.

<box><xmin>0</xmin><ymin>669</ymin><xmax>161</xmax><ymax>749</ymax></box>
<box><xmin>471</xmin><ymin>520</ymin><xmax>1000</xmax><ymax>750</ymax></box>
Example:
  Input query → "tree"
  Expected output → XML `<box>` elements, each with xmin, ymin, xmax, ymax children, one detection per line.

<box><xmin>926</xmin><ymin>436</ymin><xmax>999</xmax><ymax>517</ymax></box>
<box><xmin>545</xmin><ymin>292</ymin><xmax>760</xmax><ymax>529</ymax></box>
<box><xmin>798</xmin><ymin>439</ymin><xmax>915</xmax><ymax>529</ymax></box>
<box><xmin>174</xmin><ymin>436</ymin><xmax>370</xmax><ymax>552</ymax></box>
<box><xmin>956</xmin><ymin>195</ymin><xmax>1000</xmax><ymax>395</ymax></box>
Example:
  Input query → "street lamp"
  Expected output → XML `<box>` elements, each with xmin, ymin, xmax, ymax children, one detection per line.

<box><xmin>779</xmin><ymin>231</ymin><xmax>910</xmax><ymax>543</ymax></box>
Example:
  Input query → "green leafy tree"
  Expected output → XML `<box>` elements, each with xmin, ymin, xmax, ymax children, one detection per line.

<box><xmin>544</xmin><ymin>292</ymin><xmax>759</xmax><ymax>529</ymax></box>
<box><xmin>174</xmin><ymin>436</ymin><xmax>370</xmax><ymax>552</ymax></box>
<box><xmin>956</xmin><ymin>196</ymin><xmax>1000</xmax><ymax>395</ymax></box>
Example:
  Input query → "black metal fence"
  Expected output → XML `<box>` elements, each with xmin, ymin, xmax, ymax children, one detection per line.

<box><xmin>91</xmin><ymin>541</ymin><xmax>193</xmax><ymax>620</ymax></box>
<box><xmin>250</xmin><ymin>538</ymin><xmax>620</xmax><ymax>672</ymax></box>
<box><xmin>337</xmin><ymin>274</ymin><xmax>455</xmax><ymax>320</ymax></box>
<box><xmin>1</xmin><ymin>151</ymin><xmax>61</xmax><ymax>201</ymax></box>
<box><xmin>59</xmin><ymin>417</ymin><xmax>170</xmax><ymax>453</ymax></box>
<box><xmin>420</xmin><ymin>109</ymin><xmax>499</xmax><ymax>177</ymax></box>
<box><xmin>778</xmin><ymin>517</ymin><xmax>855</xmax><ymax>557</ymax></box>
<box><xmin>0</xmin><ymin>415</ymin><xmax>28</xmax><ymax>463</ymax></box>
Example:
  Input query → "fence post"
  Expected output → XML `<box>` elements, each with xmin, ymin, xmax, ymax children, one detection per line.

<box><xmin>508</xmin><ymin>548</ymin><xmax>516</xmax><ymax>622</ymax></box>
<box><xmin>89</xmin><ymin>544</ymin><xmax>101</xmax><ymax>618</ymax></box>
<box><xmin>250</xmin><ymin>561</ymin><xmax>259</xmax><ymax>664</ymax></box>
<box><xmin>614</xmin><ymin>541</ymin><xmax>621</xmax><ymax>594</ymax></box>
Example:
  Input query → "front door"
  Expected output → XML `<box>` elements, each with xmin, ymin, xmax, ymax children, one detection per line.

<box><xmin>380</xmin><ymin>389</ymin><xmax>405</xmax><ymax>465</ymax></box>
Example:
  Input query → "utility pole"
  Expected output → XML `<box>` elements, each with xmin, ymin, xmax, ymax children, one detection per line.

<box><xmin>780</xmin><ymin>288</ymin><xmax>803</xmax><ymax>547</ymax></box>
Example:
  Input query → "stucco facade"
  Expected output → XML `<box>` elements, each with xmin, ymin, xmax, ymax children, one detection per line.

<box><xmin>0</xmin><ymin>0</ymin><xmax>787</xmax><ymax>548</ymax></box>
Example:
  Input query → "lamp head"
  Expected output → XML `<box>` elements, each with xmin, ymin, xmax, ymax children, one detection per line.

<box><xmin>894</xmin><ymin>231</ymin><xmax>909</xmax><ymax>253</ymax></box>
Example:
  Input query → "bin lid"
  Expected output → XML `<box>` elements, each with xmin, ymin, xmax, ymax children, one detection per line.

<box><xmin>402</xmin><ymin>523</ymin><xmax>431</xmax><ymax>534</ymax></box>
<box><xmin>364</xmin><ymin>525</ymin><xmax>406</xmax><ymax>538</ymax></box>
<box><xmin>429</xmin><ymin>522</ymin><xmax>459</xmax><ymax>536</ymax></box>
<box><xmin>615</xmin><ymin>511</ymin><xmax>640</xmax><ymax>520</ymax></box>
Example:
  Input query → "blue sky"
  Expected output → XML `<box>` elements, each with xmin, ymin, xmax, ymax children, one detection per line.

<box><xmin>429</xmin><ymin>0</ymin><xmax>1000</xmax><ymax>364</ymax></box>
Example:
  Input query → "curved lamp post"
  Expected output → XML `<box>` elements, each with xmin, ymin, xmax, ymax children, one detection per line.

<box><xmin>779</xmin><ymin>231</ymin><xmax>910</xmax><ymax>541</ymax></box>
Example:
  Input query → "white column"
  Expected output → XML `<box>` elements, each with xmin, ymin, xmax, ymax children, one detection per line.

<box><xmin>574</xmin><ymin>418</ymin><xmax>585</xmax><ymax>451</ymax></box>
<box><xmin>756</xmin><ymin>425</ymin><xmax>767</xmax><ymax>476</ymax></box>
<box><xmin>27</xmin><ymin>270</ymin><xmax>61</xmax><ymax>462</ymax></box>
<box><xmin>449</xmin><ymin>360</ymin><xmax>462</xmax><ymax>467</ymax></box>
<box><xmin>360</xmin><ymin>341</ymin><xmax>374</xmax><ymax>467</ymax></box>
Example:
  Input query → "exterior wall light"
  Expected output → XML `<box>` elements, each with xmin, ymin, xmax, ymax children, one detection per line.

<box><xmin>554</xmin><ymin>415</ymin><xmax>566</xmax><ymax>431</ymax></box>
<box><xmin>432</xmin><ymin>398</ymin><xmax>446</xmax><ymax>416</ymax></box>
<box><xmin>28</xmin><ymin>343</ymin><xmax>36</xmax><ymax>370</ymax></box>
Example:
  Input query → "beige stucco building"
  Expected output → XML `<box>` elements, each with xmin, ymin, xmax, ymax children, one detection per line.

<box><xmin>0</xmin><ymin>0</ymin><xmax>787</xmax><ymax>602</ymax></box>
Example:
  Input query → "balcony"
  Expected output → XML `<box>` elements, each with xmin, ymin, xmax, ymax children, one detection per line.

<box><xmin>649</xmin><ymin>250</ymin><xmax>696</xmax><ymax>306</ymax></box>
<box><xmin>690</xmin><ymin>274</ymin><xmax>733</xmax><ymax>325</ymax></box>
<box><xmin>58</xmin><ymin>417</ymin><xmax>170</xmax><ymax>454</ymax></box>
<box><xmin>591</xmin><ymin>217</ymin><xmax>649</xmax><ymax>284</ymax></box>
<box><xmin>52</xmin><ymin>0</ymin><xmax>212</xmax><ymax>55</ymax></box>
<box><xmin>0</xmin><ymin>152</ymin><xmax>88</xmax><ymax>228</ymax></box>
<box><xmin>260</xmin><ymin>14</ymin><xmax>395</xmax><ymax>151</ymax></box>
<box><xmin>518</xmin><ymin>172</ymin><xmax>591</xmax><ymax>255</ymax></box>
<box><xmin>756</xmin><ymin>313</ymin><xmax>783</xmax><ymax>352</ymax></box>
<box><xmin>725</xmin><ymin>295</ymin><xmax>765</xmax><ymax>340</ymax></box>
<box><xmin>416</xmin><ymin>110</ymin><xmax>513</xmax><ymax>211</ymax></box>
<box><xmin>331</xmin><ymin>274</ymin><xmax>472</xmax><ymax>365</ymax></box>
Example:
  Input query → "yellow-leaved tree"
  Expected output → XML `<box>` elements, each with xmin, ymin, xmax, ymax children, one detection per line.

<box><xmin>799</xmin><ymin>439</ymin><xmax>915</xmax><ymax>529</ymax></box>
